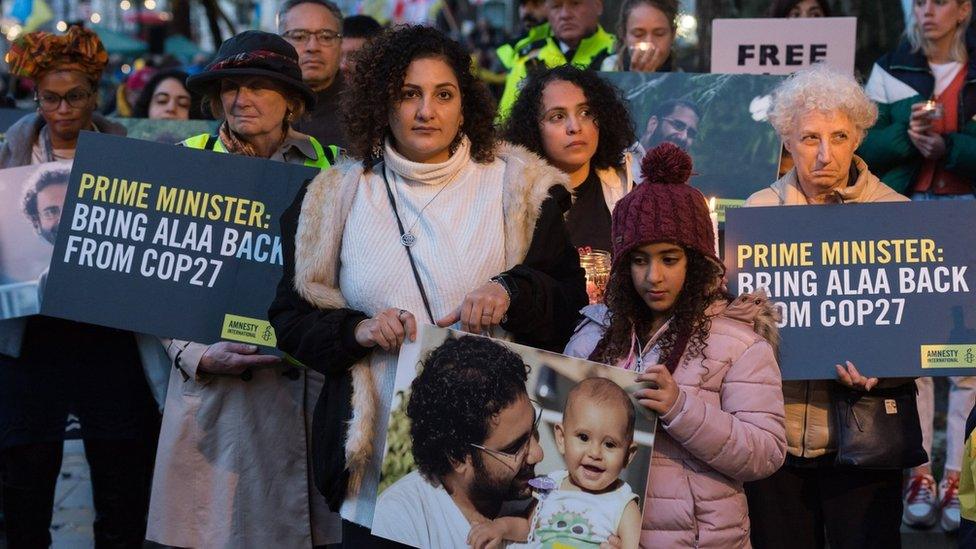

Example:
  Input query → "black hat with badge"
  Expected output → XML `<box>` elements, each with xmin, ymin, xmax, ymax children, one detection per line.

<box><xmin>186</xmin><ymin>30</ymin><xmax>316</xmax><ymax>109</ymax></box>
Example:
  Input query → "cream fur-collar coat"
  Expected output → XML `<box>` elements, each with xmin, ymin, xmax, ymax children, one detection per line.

<box><xmin>291</xmin><ymin>142</ymin><xmax>571</xmax><ymax>482</ymax></box>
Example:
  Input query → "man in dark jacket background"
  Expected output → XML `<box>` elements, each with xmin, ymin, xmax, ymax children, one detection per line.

<box><xmin>278</xmin><ymin>0</ymin><xmax>349</xmax><ymax>150</ymax></box>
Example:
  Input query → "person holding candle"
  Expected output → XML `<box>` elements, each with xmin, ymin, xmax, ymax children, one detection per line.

<box><xmin>502</xmin><ymin>64</ymin><xmax>638</xmax><ymax>256</ymax></box>
<box><xmin>858</xmin><ymin>0</ymin><xmax>976</xmax><ymax>533</ymax></box>
<box><xmin>601</xmin><ymin>0</ymin><xmax>679</xmax><ymax>72</ymax></box>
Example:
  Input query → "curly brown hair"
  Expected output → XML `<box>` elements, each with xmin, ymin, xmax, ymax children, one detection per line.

<box><xmin>408</xmin><ymin>335</ymin><xmax>529</xmax><ymax>484</ymax></box>
<box><xmin>341</xmin><ymin>25</ymin><xmax>497</xmax><ymax>169</ymax></box>
<box><xmin>589</xmin><ymin>246</ymin><xmax>728</xmax><ymax>371</ymax></box>
<box><xmin>501</xmin><ymin>65</ymin><xmax>635</xmax><ymax>171</ymax></box>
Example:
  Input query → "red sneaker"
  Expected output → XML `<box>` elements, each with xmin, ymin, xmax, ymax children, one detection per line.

<box><xmin>903</xmin><ymin>474</ymin><xmax>938</xmax><ymax>529</ymax></box>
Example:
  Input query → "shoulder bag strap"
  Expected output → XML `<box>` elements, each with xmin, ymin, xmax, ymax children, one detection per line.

<box><xmin>379</xmin><ymin>164</ymin><xmax>436</xmax><ymax>324</ymax></box>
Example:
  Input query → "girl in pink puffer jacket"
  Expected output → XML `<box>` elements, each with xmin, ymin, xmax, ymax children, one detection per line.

<box><xmin>565</xmin><ymin>144</ymin><xmax>786</xmax><ymax>548</ymax></box>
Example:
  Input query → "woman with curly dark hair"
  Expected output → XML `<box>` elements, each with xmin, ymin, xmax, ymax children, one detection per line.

<box><xmin>268</xmin><ymin>24</ymin><xmax>587</xmax><ymax>545</ymax></box>
<box><xmin>564</xmin><ymin>143</ymin><xmax>786</xmax><ymax>548</ymax></box>
<box><xmin>502</xmin><ymin>64</ymin><xmax>637</xmax><ymax>255</ymax></box>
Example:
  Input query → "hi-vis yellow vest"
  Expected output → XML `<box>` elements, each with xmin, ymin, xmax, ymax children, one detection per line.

<box><xmin>497</xmin><ymin>25</ymin><xmax>616</xmax><ymax>120</ymax></box>
<box><xmin>181</xmin><ymin>133</ymin><xmax>336</xmax><ymax>169</ymax></box>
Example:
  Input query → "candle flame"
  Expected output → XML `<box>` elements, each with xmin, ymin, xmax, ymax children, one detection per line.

<box><xmin>708</xmin><ymin>196</ymin><xmax>716</xmax><ymax>212</ymax></box>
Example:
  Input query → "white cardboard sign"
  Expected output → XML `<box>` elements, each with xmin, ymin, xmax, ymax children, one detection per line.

<box><xmin>710</xmin><ymin>17</ymin><xmax>856</xmax><ymax>75</ymax></box>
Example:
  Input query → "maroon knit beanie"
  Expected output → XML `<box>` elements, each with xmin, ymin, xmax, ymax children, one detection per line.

<box><xmin>611</xmin><ymin>143</ymin><xmax>722</xmax><ymax>273</ymax></box>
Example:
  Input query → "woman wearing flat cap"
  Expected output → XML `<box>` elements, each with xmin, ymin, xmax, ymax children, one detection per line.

<box><xmin>0</xmin><ymin>26</ymin><xmax>164</xmax><ymax>548</ymax></box>
<box><xmin>145</xmin><ymin>30</ymin><xmax>342</xmax><ymax>549</ymax></box>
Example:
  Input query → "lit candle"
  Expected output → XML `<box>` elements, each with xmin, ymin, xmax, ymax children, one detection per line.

<box><xmin>708</xmin><ymin>197</ymin><xmax>719</xmax><ymax>257</ymax></box>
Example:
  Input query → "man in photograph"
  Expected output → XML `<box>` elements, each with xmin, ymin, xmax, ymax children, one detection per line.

<box><xmin>21</xmin><ymin>164</ymin><xmax>70</xmax><ymax>295</ymax></box>
<box><xmin>371</xmin><ymin>336</ymin><xmax>542</xmax><ymax>548</ymax></box>
<box><xmin>640</xmin><ymin>98</ymin><xmax>701</xmax><ymax>152</ymax></box>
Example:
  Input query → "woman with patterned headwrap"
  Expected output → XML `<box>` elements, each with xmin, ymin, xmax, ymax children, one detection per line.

<box><xmin>0</xmin><ymin>25</ymin><xmax>127</xmax><ymax>165</ymax></box>
<box><xmin>0</xmin><ymin>26</ymin><xmax>164</xmax><ymax>548</ymax></box>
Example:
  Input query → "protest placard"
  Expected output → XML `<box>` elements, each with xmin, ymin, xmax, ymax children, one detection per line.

<box><xmin>0</xmin><ymin>162</ymin><xmax>71</xmax><ymax>319</ymax></box>
<box><xmin>40</xmin><ymin>131</ymin><xmax>319</xmax><ymax>349</ymax></box>
<box><xmin>711</xmin><ymin>17</ymin><xmax>857</xmax><ymax>75</ymax></box>
<box><xmin>114</xmin><ymin>118</ymin><xmax>219</xmax><ymax>144</ymax></box>
<box><xmin>725</xmin><ymin>201</ymin><xmax>976</xmax><ymax>379</ymax></box>
<box><xmin>602</xmin><ymin>72</ymin><xmax>783</xmax><ymax>222</ymax></box>
<box><xmin>370</xmin><ymin>325</ymin><xmax>655</xmax><ymax>548</ymax></box>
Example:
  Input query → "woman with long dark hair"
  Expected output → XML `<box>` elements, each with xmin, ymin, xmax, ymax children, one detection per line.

<box><xmin>269</xmin><ymin>25</ymin><xmax>587</xmax><ymax>546</ymax></box>
<box><xmin>564</xmin><ymin>143</ymin><xmax>786</xmax><ymax>548</ymax></box>
<box><xmin>503</xmin><ymin>65</ymin><xmax>636</xmax><ymax>255</ymax></box>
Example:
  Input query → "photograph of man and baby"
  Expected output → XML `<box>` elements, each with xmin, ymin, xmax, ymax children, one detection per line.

<box><xmin>371</xmin><ymin>326</ymin><xmax>657</xmax><ymax>549</ymax></box>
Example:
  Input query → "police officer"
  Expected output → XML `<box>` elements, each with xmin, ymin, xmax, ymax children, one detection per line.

<box><xmin>498</xmin><ymin>0</ymin><xmax>616</xmax><ymax>119</ymax></box>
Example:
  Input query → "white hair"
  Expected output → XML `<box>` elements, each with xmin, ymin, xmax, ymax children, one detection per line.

<box><xmin>767</xmin><ymin>64</ymin><xmax>878</xmax><ymax>140</ymax></box>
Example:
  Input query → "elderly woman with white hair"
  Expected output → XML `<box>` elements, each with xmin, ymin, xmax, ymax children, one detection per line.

<box><xmin>742</xmin><ymin>65</ymin><xmax>916</xmax><ymax>549</ymax></box>
<box><xmin>859</xmin><ymin>0</ymin><xmax>975</xmax><ymax>533</ymax></box>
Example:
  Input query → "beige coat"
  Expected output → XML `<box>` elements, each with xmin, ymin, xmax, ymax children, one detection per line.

<box><xmin>146</xmin><ymin>133</ymin><xmax>340</xmax><ymax>548</ymax></box>
<box><xmin>744</xmin><ymin>156</ymin><xmax>909</xmax><ymax>457</ymax></box>
<box><xmin>146</xmin><ymin>340</ymin><xmax>339</xmax><ymax>548</ymax></box>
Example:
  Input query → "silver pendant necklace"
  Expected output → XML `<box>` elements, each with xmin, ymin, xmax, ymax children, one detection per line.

<box><xmin>388</xmin><ymin>165</ymin><xmax>455</xmax><ymax>248</ymax></box>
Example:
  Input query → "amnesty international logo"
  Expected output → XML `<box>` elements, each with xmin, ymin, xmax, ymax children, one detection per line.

<box><xmin>920</xmin><ymin>345</ymin><xmax>976</xmax><ymax>369</ymax></box>
<box><xmin>221</xmin><ymin>313</ymin><xmax>277</xmax><ymax>347</ymax></box>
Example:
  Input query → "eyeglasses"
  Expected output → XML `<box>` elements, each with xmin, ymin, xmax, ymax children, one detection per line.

<box><xmin>469</xmin><ymin>399</ymin><xmax>543</xmax><ymax>473</ymax></box>
<box><xmin>662</xmin><ymin>117</ymin><xmax>698</xmax><ymax>140</ymax></box>
<box><xmin>39</xmin><ymin>205</ymin><xmax>61</xmax><ymax>221</ymax></box>
<box><xmin>282</xmin><ymin>29</ymin><xmax>342</xmax><ymax>46</ymax></box>
<box><xmin>35</xmin><ymin>89</ymin><xmax>93</xmax><ymax>112</ymax></box>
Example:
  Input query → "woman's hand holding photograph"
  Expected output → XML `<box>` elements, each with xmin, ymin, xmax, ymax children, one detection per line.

<box><xmin>355</xmin><ymin>307</ymin><xmax>418</xmax><ymax>351</ymax></box>
<box><xmin>437</xmin><ymin>280</ymin><xmax>511</xmax><ymax>334</ymax></box>
<box><xmin>634</xmin><ymin>364</ymin><xmax>680</xmax><ymax>415</ymax></box>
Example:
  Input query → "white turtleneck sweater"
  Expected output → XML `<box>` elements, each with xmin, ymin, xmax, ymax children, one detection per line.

<box><xmin>338</xmin><ymin>137</ymin><xmax>507</xmax><ymax>526</ymax></box>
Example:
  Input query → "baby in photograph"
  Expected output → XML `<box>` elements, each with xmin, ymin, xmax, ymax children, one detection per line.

<box><xmin>469</xmin><ymin>377</ymin><xmax>641</xmax><ymax>549</ymax></box>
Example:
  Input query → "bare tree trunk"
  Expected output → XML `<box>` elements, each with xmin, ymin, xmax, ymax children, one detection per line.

<box><xmin>839</xmin><ymin>0</ymin><xmax>906</xmax><ymax>79</ymax></box>
<box><xmin>171</xmin><ymin>0</ymin><xmax>192</xmax><ymax>39</ymax></box>
<box><xmin>201</xmin><ymin>0</ymin><xmax>237</xmax><ymax>50</ymax></box>
<box><xmin>695</xmin><ymin>0</ymin><xmax>741</xmax><ymax>72</ymax></box>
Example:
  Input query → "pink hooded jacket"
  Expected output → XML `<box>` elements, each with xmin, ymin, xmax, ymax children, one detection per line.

<box><xmin>564</xmin><ymin>292</ymin><xmax>787</xmax><ymax>548</ymax></box>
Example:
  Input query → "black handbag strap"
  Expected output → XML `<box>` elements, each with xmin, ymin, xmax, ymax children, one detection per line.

<box><xmin>380</xmin><ymin>164</ymin><xmax>436</xmax><ymax>324</ymax></box>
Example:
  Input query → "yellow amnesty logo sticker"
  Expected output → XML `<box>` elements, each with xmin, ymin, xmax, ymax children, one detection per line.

<box><xmin>221</xmin><ymin>314</ymin><xmax>277</xmax><ymax>347</ymax></box>
<box><xmin>920</xmin><ymin>345</ymin><xmax>976</xmax><ymax>369</ymax></box>
<box><xmin>716</xmin><ymin>198</ymin><xmax>745</xmax><ymax>223</ymax></box>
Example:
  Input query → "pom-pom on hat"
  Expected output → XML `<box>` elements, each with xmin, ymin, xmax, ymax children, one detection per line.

<box><xmin>611</xmin><ymin>142</ymin><xmax>722</xmax><ymax>272</ymax></box>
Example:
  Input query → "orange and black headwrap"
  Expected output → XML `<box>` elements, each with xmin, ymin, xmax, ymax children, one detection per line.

<box><xmin>7</xmin><ymin>26</ymin><xmax>108</xmax><ymax>84</ymax></box>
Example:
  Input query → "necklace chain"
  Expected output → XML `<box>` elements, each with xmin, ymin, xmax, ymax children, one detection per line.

<box><xmin>387</xmin><ymin>165</ymin><xmax>456</xmax><ymax>247</ymax></box>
